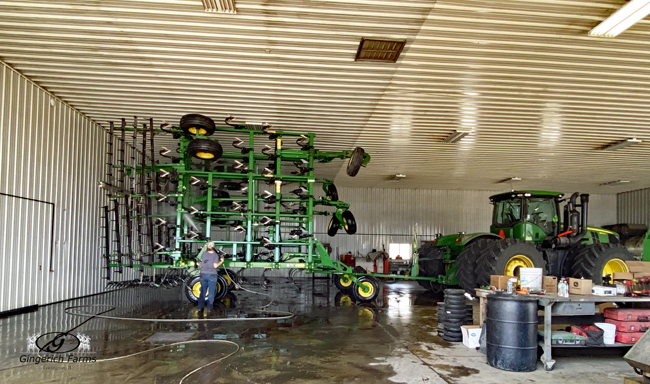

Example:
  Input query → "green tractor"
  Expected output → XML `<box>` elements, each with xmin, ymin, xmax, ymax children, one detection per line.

<box><xmin>417</xmin><ymin>190</ymin><xmax>646</xmax><ymax>293</ymax></box>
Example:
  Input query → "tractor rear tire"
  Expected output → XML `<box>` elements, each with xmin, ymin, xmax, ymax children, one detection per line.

<box><xmin>346</xmin><ymin>147</ymin><xmax>365</xmax><ymax>177</ymax></box>
<box><xmin>571</xmin><ymin>243</ymin><xmax>635</xmax><ymax>285</ymax></box>
<box><xmin>187</xmin><ymin>139</ymin><xmax>223</xmax><ymax>161</ymax></box>
<box><xmin>342</xmin><ymin>211</ymin><xmax>357</xmax><ymax>235</ymax></box>
<box><xmin>456</xmin><ymin>238</ymin><xmax>497</xmax><ymax>293</ymax></box>
<box><xmin>475</xmin><ymin>238</ymin><xmax>546</xmax><ymax>287</ymax></box>
<box><xmin>417</xmin><ymin>242</ymin><xmax>446</xmax><ymax>292</ymax></box>
<box><xmin>180</xmin><ymin>114</ymin><xmax>216</xmax><ymax>136</ymax></box>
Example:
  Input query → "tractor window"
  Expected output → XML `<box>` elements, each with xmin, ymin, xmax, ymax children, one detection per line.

<box><xmin>493</xmin><ymin>199</ymin><xmax>522</xmax><ymax>227</ymax></box>
<box><xmin>526</xmin><ymin>198</ymin><xmax>557</xmax><ymax>235</ymax></box>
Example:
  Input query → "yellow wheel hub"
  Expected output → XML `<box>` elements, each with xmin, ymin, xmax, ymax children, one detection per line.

<box><xmin>505</xmin><ymin>254</ymin><xmax>534</xmax><ymax>277</ymax></box>
<box><xmin>339</xmin><ymin>275</ymin><xmax>352</xmax><ymax>288</ymax></box>
<box><xmin>357</xmin><ymin>281</ymin><xmax>375</xmax><ymax>298</ymax></box>
<box><xmin>192</xmin><ymin>281</ymin><xmax>204</xmax><ymax>298</ymax></box>
<box><xmin>342</xmin><ymin>217</ymin><xmax>349</xmax><ymax>230</ymax></box>
<box><xmin>196</xmin><ymin>151</ymin><xmax>214</xmax><ymax>159</ymax></box>
<box><xmin>188</xmin><ymin>127</ymin><xmax>207</xmax><ymax>135</ymax></box>
<box><xmin>603</xmin><ymin>258</ymin><xmax>629</xmax><ymax>276</ymax></box>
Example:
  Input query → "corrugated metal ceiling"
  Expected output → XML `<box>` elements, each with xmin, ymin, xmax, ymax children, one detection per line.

<box><xmin>0</xmin><ymin>0</ymin><xmax>649</xmax><ymax>193</ymax></box>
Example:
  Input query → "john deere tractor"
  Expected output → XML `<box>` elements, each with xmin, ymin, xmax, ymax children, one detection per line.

<box><xmin>417</xmin><ymin>190</ymin><xmax>642</xmax><ymax>293</ymax></box>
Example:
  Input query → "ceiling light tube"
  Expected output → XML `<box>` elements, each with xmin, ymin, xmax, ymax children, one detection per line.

<box><xmin>602</xmin><ymin>138</ymin><xmax>642</xmax><ymax>151</ymax></box>
<box><xmin>589</xmin><ymin>0</ymin><xmax>650</xmax><ymax>37</ymax></box>
<box><xmin>498</xmin><ymin>177</ymin><xmax>522</xmax><ymax>184</ymax></box>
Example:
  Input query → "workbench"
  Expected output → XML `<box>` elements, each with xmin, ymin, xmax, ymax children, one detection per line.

<box><xmin>538</xmin><ymin>293</ymin><xmax>650</xmax><ymax>371</ymax></box>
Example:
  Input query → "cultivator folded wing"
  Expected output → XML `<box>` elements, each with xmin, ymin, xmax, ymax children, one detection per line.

<box><xmin>98</xmin><ymin>114</ymin><xmax>409</xmax><ymax>301</ymax></box>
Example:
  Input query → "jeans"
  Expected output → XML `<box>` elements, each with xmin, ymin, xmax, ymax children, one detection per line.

<box><xmin>197</xmin><ymin>273</ymin><xmax>217</xmax><ymax>311</ymax></box>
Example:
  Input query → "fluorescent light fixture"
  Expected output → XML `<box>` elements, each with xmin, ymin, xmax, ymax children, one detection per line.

<box><xmin>589</xmin><ymin>0</ymin><xmax>650</xmax><ymax>37</ymax></box>
<box><xmin>498</xmin><ymin>177</ymin><xmax>522</xmax><ymax>184</ymax></box>
<box><xmin>388</xmin><ymin>174</ymin><xmax>407</xmax><ymax>182</ymax></box>
<box><xmin>601</xmin><ymin>180</ymin><xmax>630</xmax><ymax>186</ymax></box>
<box><xmin>463</xmin><ymin>91</ymin><xmax>480</xmax><ymax>96</ymax></box>
<box><xmin>602</xmin><ymin>138</ymin><xmax>642</xmax><ymax>151</ymax></box>
<box><xmin>442</xmin><ymin>130</ymin><xmax>470</xmax><ymax>143</ymax></box>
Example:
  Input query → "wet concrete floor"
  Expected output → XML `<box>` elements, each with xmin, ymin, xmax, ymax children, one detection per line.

<box><xmin>0</xmin><ymin>278</ymin><xmax>636</xmax><ymax>383</ymax></box>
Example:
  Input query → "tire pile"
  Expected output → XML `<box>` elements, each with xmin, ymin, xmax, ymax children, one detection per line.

<box><xmin>438</xmin><ymin>289</ymin><xmax>474</xmax><ymax>342</ymax></box>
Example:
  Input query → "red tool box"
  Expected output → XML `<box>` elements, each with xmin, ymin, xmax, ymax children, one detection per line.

<box><xmin>615</xmin><ymin>332</ymin><xmax>645</xmax><ymax>344</ymax></box>
<box><xmin>603</xmin><ymin>308</ymin><xmax>650</xmax><ymax>322</ymax></box>
<box><xmin>604</xmin><ymin>319</ymin><xmax>650</xmax><ymax>333</ymax></box>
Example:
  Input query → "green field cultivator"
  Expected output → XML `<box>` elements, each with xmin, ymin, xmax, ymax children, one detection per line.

<box><xmin>99</xmin><ymin>114</ymin><xmax>441</xmax><ymax>302</ymax></box>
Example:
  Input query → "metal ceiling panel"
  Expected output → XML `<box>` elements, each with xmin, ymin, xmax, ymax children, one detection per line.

<box><xmin>0</xmin><ymin>0</ymin><xmax>648</xmax><ymax>193</ymax></box>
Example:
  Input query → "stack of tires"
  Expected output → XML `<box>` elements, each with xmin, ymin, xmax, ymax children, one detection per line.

<box><xmin>441</xmin><ymin>289</ymin><xmax>473</xmax><ymax>342</ymax></box>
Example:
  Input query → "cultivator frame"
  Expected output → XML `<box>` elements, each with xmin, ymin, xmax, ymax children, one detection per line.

<box><xmin>99</xmin><ymin>115</ymin><xmax>439</xmax><ymax>302</ymax></box>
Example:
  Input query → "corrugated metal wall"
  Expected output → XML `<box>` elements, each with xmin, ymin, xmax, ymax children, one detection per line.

<box><xmin>315</xmin><ymin>187</ymin><xmax>618</xmax><ymax>257</ymax></box>
<box><xmin>617</xmin><ymin>188</ymin><xmax>650</xmax><ymax>226</ymax></box>
<box><xmin>0</xmin><ymin>61</ymin><xmax>110</xmax><ymax>313</ymax></box>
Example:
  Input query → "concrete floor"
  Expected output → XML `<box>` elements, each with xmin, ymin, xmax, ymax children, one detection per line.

<box><xmin>0</xmin><ymin>278</ymin><xmax>637</xmax><ymax>383</ymax></box>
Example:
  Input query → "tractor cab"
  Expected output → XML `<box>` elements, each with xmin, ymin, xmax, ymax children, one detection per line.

<box><xmin>490</xmin><ymin>191</ymin><xmax>564</xmax><ymax>244</ymax></box>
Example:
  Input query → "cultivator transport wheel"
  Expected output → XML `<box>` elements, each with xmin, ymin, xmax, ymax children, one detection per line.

<box><xmin>571</xmin><ymin>243</ymin><xmax>634</xmax><ymax>285</ymax></box>
<box><xmin>475</xmin><ymin>238</ymin><xmax>546</xmax><ymax>287</ymax></box>
<box><xmin>326</xmin><ymin>183</ymin><xmax>339</xmax><ymax>201</ymax></box>
<box><xmin>346</xmin><ymin>147</ymin><xmax>365</xmax><ymax>177</ymax></box>
<box><xmin>417</xmin><ymin>242</ymin><xmax>446</xmax><ymax>292</ymax></box>
<box><xmin>456</xmin><ymin>239</ymin><xmax>496</xmax><ymax>293</ymax></box>
<box><xmin>219</xmin><ymin>269</ymin><xmax>237</xmax><ymax>291</ymax></box>
<box><xmin>341</xmin><ymin>211</ymin><xmax>357</xmax><ymax>235</ymax></box>
<box><xmin>334</xmin><ymin>274</ymin><xmax>354</xmax><ymax>293</ymax></box>
<box><xmin>187</xmin><ymin>139</ymin><xmax>223</xmax><ymax>161</ymax></box>
<box><xmin>185</xmin><ymin>275</ymin><xmax>230</xmax><ymax>304</ymax></box>
<box><xmin>352</xmin><ymin>276</ymin><xmax>379</xmax><ymax>302</ymax></box>
<box><xmin>180</xmin><ymin>114</ymin><xmax>216</xmax><ymax>136</ymax></box>
<box><xmin>328</xmin><ymin>216</ymin><xmax>340</xmax><ymax>237</ymax></box>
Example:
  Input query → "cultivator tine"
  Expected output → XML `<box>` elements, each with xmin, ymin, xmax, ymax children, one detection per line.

<box><xmin>103</xmin><ymin>205</ymin><xmax>111</xmax><ymax>281</ymax></box>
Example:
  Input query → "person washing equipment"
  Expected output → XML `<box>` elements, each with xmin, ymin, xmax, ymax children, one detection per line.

<box><xmin>197</xmin><ymin>241</ymin><xmax>225</xmax><ymax>312</ymax></box>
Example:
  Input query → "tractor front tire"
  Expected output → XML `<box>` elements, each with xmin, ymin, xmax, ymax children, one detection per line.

<box><xmin>571</xmin><ymin>243</ymin><xmax>634</xmax><ymax>285</ymax></box>
<box><xmin>456</xmin><ymin>238</ymin><xmax>497</xmax><ymax>293</ymax></box>
<box><xmin>417</xmin><ymin>242</ymin><xmax>446</xmax><ymax>292</ymax></box>
<box><xmin>475</xmin><ymin>238</ymin><xmax>546</xmax><ymax>287</ymax></box>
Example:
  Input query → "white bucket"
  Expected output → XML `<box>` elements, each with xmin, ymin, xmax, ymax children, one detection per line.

<box><xmin>595</xmin><ymin>323</ymin><xmax>616</xmax><ymax>345</ymax></box>
<box><xmin>519</xmin><ymin>268</ymin><xmax>543</xmax><ymax>290</ymax></box>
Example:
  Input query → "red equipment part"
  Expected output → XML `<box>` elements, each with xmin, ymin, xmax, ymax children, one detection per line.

<box><xmin>615</xmin><ymin>332</ymin><xmax>645</xmax><ymax>344</ymax></box>
<box><xmin>604</xmin><ymin>319</ymin><xmax>650</xmax><ymax>333</ymax></box>
<box><xmin>603</xmin><ymin>308</ymin><xmax>650</xmax><ymax>322</ymax></box>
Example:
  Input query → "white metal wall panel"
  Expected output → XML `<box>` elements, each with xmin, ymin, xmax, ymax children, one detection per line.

<box><xmin>0</xmin><ymin>61</ymin><xmax>111</xmax><ymax>313</ymax></box>
<box><xmin>315</xmin><ymin>187</ymin><xmax>617</xmax><ymax>257</ymax></box>
<box><xmin>617</xmin><ymin>188</ymin><xmax>650</xmax><ymax>226</ymax></box>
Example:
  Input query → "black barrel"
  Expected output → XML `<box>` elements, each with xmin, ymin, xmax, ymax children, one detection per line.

<box><xmin>486</xmin><ymin>293</ymin><xmax>538</xmax><ymax>372</ymax></box>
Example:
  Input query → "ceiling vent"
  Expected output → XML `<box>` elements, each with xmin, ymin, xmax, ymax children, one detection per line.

<box><xmin>355</xmin><ymin>38</ymin><xmax>406</xmax><ymax>63</ymax></box>
<box><xmin>201</xmin><ymin>0</ymin><xmax>237</xmax><ymax>13</ymax></box>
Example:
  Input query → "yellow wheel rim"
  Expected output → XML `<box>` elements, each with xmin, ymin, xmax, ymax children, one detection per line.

<box><xmin>222</xmin><ymin>273</ymin><xmax>232</xmax><ymax>287</ymax></box>
<box><xmin>188</xmin><ymin>127</ymin><xmax>207</xmax><ymax>135</ymax></box>
<box><xmin>505</xmin><ymin>254</ymin><xmax>534</xmax><ymax>277</ymax></box>
<box><xmin>339</xmin><ymin>275</ymin><xmax>352</xmax><ymax>288</ymax></box>
<box><xmin>192</xmin><ymin>281</ymin><xmax>204</xmax><ymax>298</ymax></box>
<box><xmin>603</xmin><ymin>258</ymin><xmax>629</xmax><ymax>276</ymax></box>
<box><xmin>342</xmin><ymin>217</ymin><xmax>349</xmax><ymax>230</ymax></box>
<box><xmin>196</xmin><ymin>152</ymin><xmax>214</xmax><ymax>159</ymax></box>
<box><xmin>339</xmin><ymin>295</ymin><xmax>352</xmax><ymax>306</ymax></box>
<box><xmin>357</xmin><ymin>281</ymin><xmax>375</xmax><ymax>298</ymax></box>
